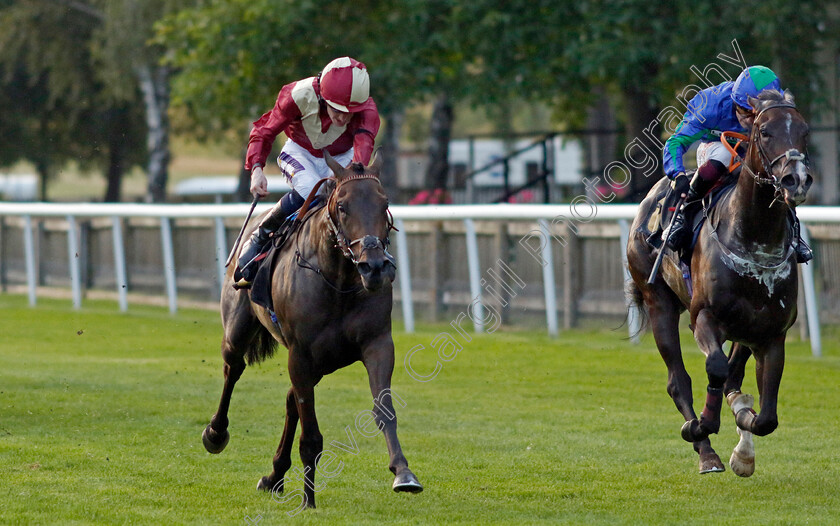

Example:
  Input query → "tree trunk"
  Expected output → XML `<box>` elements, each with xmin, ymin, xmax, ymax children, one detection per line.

<box><xmin>425</xmin><ymin>92</ymin><xmax>453</xmax><ymax>190</ymax></box>
<box><xmin>104</xmin><ymin>107</ymin><xmax>128</xmax><ymax>202</ymax></box>
<box><xmin>621</xmin><ymin>79</ymin><xmax>661</xmax><ymax>202</ymax></box>
<box><xmin>380</xmin><ymin>106</ymin><xmax>403</xmax><ymax>202</ymax></box>
<box><xmin>584</xmin><ymin>87</ymin><xmax>618</xmax><ymax>198</ymax></box>
<box><xmin>137</xmin><ymin>64</ymin><xmax>171</xmax><ymax>203</ymax></box>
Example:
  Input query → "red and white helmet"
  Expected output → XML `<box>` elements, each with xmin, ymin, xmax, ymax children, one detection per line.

<box><xmin>319</xmin><ymin>57</ymin><xmax>374</xmax><ymax>113</ymax></box>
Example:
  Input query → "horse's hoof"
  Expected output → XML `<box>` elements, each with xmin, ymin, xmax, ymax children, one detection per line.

<box><xmin>681</xmin><ymin>419</ymin><xmax>706</xmax><ymax>442</ymax></box>
<box><xmin>699</xmin><ymin>455</ymin><xmax>725</xmax><ymax>474</ymax></box>
<box><xmin>202</xmin><ymin>424</ymin><xmax>229</xmax><ymax>454</ymax></box>
<box><xmin>257</xmin><ymin>476</ymin><xmax>278</xmax><ymax>492</ymax></box>
<box><xmin>730</xmin><ymin>427</ymin><xmax>756</xmax><ymax>477</ymax></box>
<box><xmin>730</xmin><ymin>450</ymin><xmax>755</xmax><ymax>477</ymax></box>
<box><xmin>393</xmin><ymin>471</ymin><xmax>423</xmax><ymax>493</ymax></box>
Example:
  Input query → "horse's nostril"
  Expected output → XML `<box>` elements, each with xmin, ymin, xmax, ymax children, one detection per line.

<box><xmin>357</xmin><ymin>262</ymin><xmax>371</xmax><ymax>274</ymax></box>
<box><xmin>780</xmin><ymin>174</ymin><xmax>796</xmax><ymax>188</ymax></box>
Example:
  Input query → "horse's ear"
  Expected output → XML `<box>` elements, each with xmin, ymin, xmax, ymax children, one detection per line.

<box><xmin>323</xmin><ymin>149</ymin><xmax>345</xmax><ymax>178</ymax></box>
<box><xmin>747</xmin><ymin>95</ymin><xmax>761</xmax><ymax>111</ymax></box>
<box><xmin>369</xmin><ymin>148</ymin><xmax>384</xmax><ymax>175</ymax></box>
<box><xmin>783</xmin><ymin>89</ymin><xmax>796</xmax><ymax>105</ymax></box>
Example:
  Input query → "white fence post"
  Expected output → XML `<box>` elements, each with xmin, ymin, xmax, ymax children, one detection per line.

<box><xmin>214</xmin><ymin>216</ymin><xmax>227</xmax><ymax>297</ymax></box>
<box><xmin>23</xmin><ymin>215</ymin><xmax>36</xmax><ymax>307</ymax></box>
<box><xmin>538</xmin><ymin>219</ymin><xmax>559</xmax><ymax>336</ymax></box>
<box><xmin>394</xmin><ymin>219</ymin><xmax>414</xmax><ymax>333</ymax></box>
<box><xmin>111</xmin><ymin>216</ymin><xmax>128</xmax><ymax>312</ymax></box>
<box><xmin>66</xmin><ymin>215</ymin><xmax>82</xmax><ymax>309</ymax></box>
<box><xmin>799</xmin><ymin>226</ymin><xmax>821</xmax><ymax>357</ymax></box>
<box><xmin>464</xmin><ymin>219</ymin><xmax>484</xmax><ymax>333</ymax></box>
<box><xmin>160</xmin><ymin>217</ymin><xmax>178</xmax><ymax>314</ymax></box>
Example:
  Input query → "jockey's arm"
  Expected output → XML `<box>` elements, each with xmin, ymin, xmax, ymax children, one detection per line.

<box><xmin>245</xmin><ymin>85</ymin><xmax>298</xmax><ymax>172</ymax></box>
<box><xmin>350</xmin><ymin>102</ymin><xmax>381</xmax><ymax>165</ymax></box>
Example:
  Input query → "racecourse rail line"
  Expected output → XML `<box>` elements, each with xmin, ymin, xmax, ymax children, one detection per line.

<box><xmin>0</xmin><ymin>202</ymin><xmax>836</xmax><ymax>357</ymax></box>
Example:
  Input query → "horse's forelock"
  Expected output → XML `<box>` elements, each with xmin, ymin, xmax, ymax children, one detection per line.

<box><xmin>753</xmin><ymin>89</ymin><xmax>793</xmax><ymax>112</ymax></box>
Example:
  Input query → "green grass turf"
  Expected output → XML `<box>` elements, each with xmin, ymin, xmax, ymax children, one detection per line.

<box><xmin>1</xmin><ymin>294</ymin><xmax>839</xmax><ymax>524</ymax></box>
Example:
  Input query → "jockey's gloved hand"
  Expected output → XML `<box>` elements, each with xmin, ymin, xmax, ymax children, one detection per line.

<box><xmin>671</xmin><ymin>172</ymin><xmax>689</xmax><ymax>197</ymax></box>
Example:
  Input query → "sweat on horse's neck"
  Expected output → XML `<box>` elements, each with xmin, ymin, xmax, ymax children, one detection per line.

<box><xmin>726</xmin><ymin>168</ymin><xmax>790</xmax><ymax>254</ymax></box>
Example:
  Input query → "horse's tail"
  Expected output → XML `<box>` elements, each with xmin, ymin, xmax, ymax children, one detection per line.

<box><xmin>245</xmin><ymin>326</ymin><xmax>279</xmax><ymax>366</ymax></box>
<box><xmin>626</xmin><ymin>279</ymin><xmax>649</xmax><ymax>337</ymax></box>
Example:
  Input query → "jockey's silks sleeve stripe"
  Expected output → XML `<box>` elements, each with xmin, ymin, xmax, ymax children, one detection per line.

<box><xmin>664</xmin><ymin>129</ymin><xmax>706</xmax><ymax>177</ymax></box>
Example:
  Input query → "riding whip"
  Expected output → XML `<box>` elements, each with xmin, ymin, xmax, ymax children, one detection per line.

<box><xmin>224</xmin><ymin>195</ymin><xmax>261</xmax><ymax>268</ymax></box>
<box><xmin>647</xmin><ymin>195</ymin><xmax>686</xmax><ymax>285</ymax></box>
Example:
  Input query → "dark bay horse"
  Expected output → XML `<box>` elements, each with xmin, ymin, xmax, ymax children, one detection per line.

<box><xmin>627</xmin><ymin>90</ymin><xmax>812</xmax><ymax>476</ymax></box>
<box><xmin>202</xmin><ymin>151</ymin><xmax>422</xmax><ymax>508</ymax></box>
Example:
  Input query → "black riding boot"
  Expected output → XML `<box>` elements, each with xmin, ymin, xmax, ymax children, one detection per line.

<box><xmin>792</xmin><ymin>216</ymin><xmax>814</xmax><ymax>264</ymax></box>
<box><xmin>666</xmin><ymin>171</ymin><xmax>717</xmax><ymax>252</ymax></box>
<box><xmin>236</xmin><ymin>191</ymin><xmax>304</xmax><ymax>285</ymax></box>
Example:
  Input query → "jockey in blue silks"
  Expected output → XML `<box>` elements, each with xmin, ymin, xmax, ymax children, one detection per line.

<box><xmin>662</xmin><ymin>65</ymin><xmax>812</xmax><ymax>263</ymax></box>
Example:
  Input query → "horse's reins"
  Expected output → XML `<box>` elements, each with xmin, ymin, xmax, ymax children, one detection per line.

<box><xmin>721</xmin><ymin>102</ymin><xmax>808</xmax><ymax>206</ymax></box>
<box><xmin>293</xmin><ymin>173</ymin><xmax>397</xmax><ymax>293</ymax></box>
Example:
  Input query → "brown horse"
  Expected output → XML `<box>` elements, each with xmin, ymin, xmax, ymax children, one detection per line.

<box><xmin>627</xmin><ymin>90</ymin><xmax>812</xmax><ymax>476</ymax></box>
<box><xmin>201</xmin><ymin>151</ymin><xmax>422</xmax><ymax>509</ymax></box>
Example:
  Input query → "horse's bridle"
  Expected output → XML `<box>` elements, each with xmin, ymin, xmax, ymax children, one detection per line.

<box><xmin>325</xmin><ymin>173</ymin><xmax>397</xmax><ymax>266</ymax></box>
<box><xmin>734</xmin><ymin>102</ymin><xmax>809</xmax><ymax>195</ymax></box>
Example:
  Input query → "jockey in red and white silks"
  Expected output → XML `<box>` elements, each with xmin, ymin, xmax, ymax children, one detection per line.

<box><xmin>246</xmin><ymin>56</ymin><xmax>380</xmax><ymax>199</ymax></box>
<box><xmin>236</xmin><ymin>57</ymin><xmax>381</xmax><ymax>286</ymax></box>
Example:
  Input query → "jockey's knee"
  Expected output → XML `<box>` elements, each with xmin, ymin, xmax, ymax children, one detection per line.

<box><xmin>696</xmin><ymin>159</ymin><xmax>727</xmax><ymax>183</ymax></box>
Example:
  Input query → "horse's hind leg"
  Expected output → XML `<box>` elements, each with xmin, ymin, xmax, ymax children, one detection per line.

<box><xmin>362</xmin><ymin>335</ymin><xmax>422</xmax><ymax>493</ymax></box>
<box><xmin>202</xmin><ymin>344</ymin><xmax>246</xmax><ymax>453</ymax></box>
<box><xmin>202</xmin><ymin>293</ymin><xmax>257</xmax><ymax>453</ymax></box>
<box><xmin>257</xmin><ymin>387</ymin><xmax>299</xmax><ymax>492</ymax></box>
<box><xmin>724</xmin><ymin>343</ymin><xmax>756</xmax><ymax>477</ymax></box>
<box><xmin>647</xmin><ymin>291</ymin><xmax>724</xmax><ymax>473</ymax></box>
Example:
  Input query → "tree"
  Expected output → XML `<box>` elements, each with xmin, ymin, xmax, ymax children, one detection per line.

<box><xmin>0</xmin><ymin>1</ymin><xmax>146</xmax><ymax>201</ymax></box>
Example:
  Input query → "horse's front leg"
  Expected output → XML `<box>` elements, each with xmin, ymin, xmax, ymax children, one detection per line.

<box><xmin>733</xmin><ymin>336</ymin><xmax>785</xmax><ymax>437</ymax></box>
<box><xmin>362</xmin><ymin>334</ymin><xmax>423</xmax><ymax>493</ymax></box>
<box><xmin>724</xmin><ymin>343</ymin><xmax>756</xmax><ymax>477</ymax></box>
<box><xmin>683</xmin><ymin>309</ymin><xmax>728</xmax><ymax>443</ymax></box>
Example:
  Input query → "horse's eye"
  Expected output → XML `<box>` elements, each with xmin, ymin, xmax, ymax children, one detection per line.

<box><xmin>760</xmin><ymin>129</ymin><xmax>771</xmax><ymax>138</ymax></box>
<box><xmin>337</xmin><ymin>203</ymin><xmax>346</xmax><ymax>214</ymax></box>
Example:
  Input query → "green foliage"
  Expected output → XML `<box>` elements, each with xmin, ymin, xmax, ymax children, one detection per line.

<box><xmin>0</xmin><ymin>1</ymin><xmax>148</xmax><ymax>197</ymax></box>
<box><xmin>1</xmin><ymin>295</ymin><xmax>840</xmax><ymax>524</ymax></box>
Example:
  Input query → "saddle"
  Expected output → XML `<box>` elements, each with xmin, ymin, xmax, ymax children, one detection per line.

<box><xmin>246</xmin><ymin>199</ymin><xmax>327</xmax><ymax>311</ymax></box>
<box><xmin>643</xmin><ymin>172</ymin><xmax>737</xmax><ymax>264</ymax></box>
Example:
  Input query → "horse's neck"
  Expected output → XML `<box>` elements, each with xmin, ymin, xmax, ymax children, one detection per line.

<box><xmin>721</xmin><ymin>167</ymin><xmax>789</xmax><ymax>255</ymax></box>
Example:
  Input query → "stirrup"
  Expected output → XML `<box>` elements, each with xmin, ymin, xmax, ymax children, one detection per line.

<box><xmin>795</xmin><ymin>242</ymin><xmax>813</xmax><ymax>264</ymax></box>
